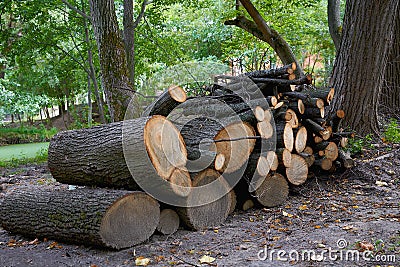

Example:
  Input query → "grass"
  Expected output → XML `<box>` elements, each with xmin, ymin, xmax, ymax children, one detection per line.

<box><xmin>0</xmin><ymin>125</ymin><xmax>57</xmax><ymax>143</ymax></box>
<box><xmin>383</xmin><ymin>118</ymin><xmax>400</xmax><ymax>143</ymax></box>
<box><xmin>0</xmin><ymin>142</ymin><xmax>49</xmax><ymax>167</ymax></box>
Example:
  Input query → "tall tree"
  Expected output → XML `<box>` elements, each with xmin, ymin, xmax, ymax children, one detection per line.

<box><xmin>89</xmin><ymin>0</ymin><xmax>134</xmax><ymax>122</ymax></box>
<box><xmin>381</xmin><ymin>4</ymin><xmax>400</xmax><ymax>113</ymax></box>
<box><xmin>329</xmin><ymin>0</ymin><xmax>399</xmax><ymax>135</ymax></box>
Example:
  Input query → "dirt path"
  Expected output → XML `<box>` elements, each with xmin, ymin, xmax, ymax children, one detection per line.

<box><xmin>0</xmin><ymin>148</ymin><xmax>399</xmax><ymax>267</ymax></box>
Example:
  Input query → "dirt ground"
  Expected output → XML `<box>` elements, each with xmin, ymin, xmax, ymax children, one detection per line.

<box><xmin>0</xmin><ymin>145</ymin><xmax>399</xmax><ymax>267</ymax></box>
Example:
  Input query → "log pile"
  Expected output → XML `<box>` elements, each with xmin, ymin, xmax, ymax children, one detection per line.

<box><xmin>0</xmin><ymin>65</ymin><xmax>355</xmax><ymax>249</ymax></box>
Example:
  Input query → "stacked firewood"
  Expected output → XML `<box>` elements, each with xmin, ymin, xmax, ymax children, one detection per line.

<box><xmin>0</xmin><ymin>63</ymin><xmax>355</xmax><ymax>249</ymax></box>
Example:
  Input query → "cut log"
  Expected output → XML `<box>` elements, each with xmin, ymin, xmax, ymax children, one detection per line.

<box><xmin>276</xmin><ymin>148</ymin><xmax>292</xmax><ymax>167</ymax></box>
<box><xmin>338</xmin><ymin>149</ymin><xmax>355</xmax><ymax>169</ymax></box>
<box><xmin>303</xmin><ymin>119</ymin><xmax>331</xmax><ymax>140</ymax></box>
<box><xmin>177</xmin><ymin>169</ymin><xmax>231</xmax><ymax>230</ymax></box>
<box><xmin>0</xmin><ymin>187</ymin><xmax>160</xmax><ymax>249</ymax></box>
<box><xmin>298</xmin><ymin>152</ymin><xmax>316</xmax><ymax>167</ymax></box>
<box><xmin>302</xmin><ymin>107</ymin><xmax>325</xmax><ymax>118</ymax></box>
<box><xmin>303</xmin><ymin>146</ymin><xmax>314</xmax><ymax>155</ymax></box>
<box><xmin>276</xmin><ymin>122</ymin><xmax>294</xmax><ymax>152</ymax></box>
<box><xmin>142</xmin><ymin>85</ymin><xmax>187</xmax><ymax>116</ymax></box>
<box><xmin>244</xmin><ymin>63</ymin><xmax>297</xmax><ymax>79</ymax></box>
<box><xmin>314</xmin><ymin>157</ymin><xmax>333</xmax><ymax>171</ymax></box>
<box><xmin>285</xmin><ymin>154</ymin><xmax>308</xmax><ymax>185</ymax></box>
<box><xmin>254</xmin><ymin>106</ymin><xmax>265</xmax><ymax>121</ymax></box>
<box><xmin>214</xmin><ymin>121</ymin><xmax>256</xmax><ymax>173</ymax></box>
<box><xmin>254</xmin><ymin>173</ymin><xmax>289</xmax><ymax>207</ymax></box>
<box><xmin>157</xmin><ymin>209</ymin><xmax>180</xmax><ymax>235</ymax></box>
<box><xmin>257</xmin><ymin>120</ymin><xmax>274</xmax><ymax>139</ymax></box>
<box><xmin>48</xmin><ymin>116</ymin><xmax>190</xmax><ymax>197</ymax></box>
<box><xmin>316</xmin><ymin>141</ymin><xmax>339</xmax><ymax>161</ymax></box>
<box><xmin>306</xmin><ymin>88</ymin><xmax>334</xmax><ymax>105</ymax></box>
<box><xmin>303</xmin><ymin>97</ymin><xmax>325</xmax><ymax>109</ymax></box>
<box><xmin>294</xmin><ymin>126</ymin><xmax>307</xmax><ymax>153</ymax></box>
<box><xmin>228</xmin><ymin>190</ymin><xmax>237</xmax><ymax>214</ymax></box>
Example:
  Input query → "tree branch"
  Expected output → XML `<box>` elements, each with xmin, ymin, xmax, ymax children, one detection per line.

<box><xmin>226</xmin><ymin>0</ymin><xmax>304</xmax><ymax>76</ymax></box>
<box><xmin>133</xmin><ymin>0</ymin><xmax>152</xmax><ymax>28</ymax></box>
<box><xmin>327</xmin><ymin>0</ymin><xmax>342</xmax><ymax>50</ymax></box>
<box><xmin>61</xmin><ymin>0</ymin><xmax>92</xmax><ymax>21</ymax></box>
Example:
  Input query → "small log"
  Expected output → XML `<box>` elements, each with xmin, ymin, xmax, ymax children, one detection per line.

<box><xmin>282</xmin><ymin>91</ymin><xmax>309</xmax><ymax>100</ymax></box>
<box><xmin>142</xmin><ymin>85</ymin><xmax>187</xmax><ymax>116</ymax></box>
<box><xmin>0</xmin><ymin>188</ymin><xmax>160</xmax><ymax>249</ymax></box>
<box><xmin>266</xmin><ymin>96</ymin><xmax>278</xmax><ymax>107</ymax></box>
<box><xmin>228</xmin><ymin>190</ymin><xmax>237</xmax><ymax>214</ymax></box>
<box><xmin>276</xmin><ymin>148</ymin><xmax>292</xmax><ymax>167</ymax></box>
<box><xmin>305</xmin><ymin>88</ymin><xmax>334</xmax><ymax>105</ymax></box>
<box><xmin>257</xmin><ymin>120</ymin><xmax>274</xmax><ymax>139</ymax></box>
<box><xmin>288</xmin><ymin>99</ymin><xmax>305</xmax><ymax>115</ymax></box>
<box><xmin>276</xmin><ymin>122</ymin><xmax>294</xmax><ymax>152</ymax></box>
<box><xmin>242</xmin><ymin>199</ymin><xmax>255</xmax><ymax>211</ymax></box>
<box><xmin>286</xmin><ymin>154</ymin><xmax>308</xmax><ymax>185</ymax></box>
<box><xmin>157</xmin><ymin>209</ymin><xmax>180</xmax><ymax>235</ymax></box>
<box><xmin>303</xmin><ymin>98</ymin><xmax>325</xmax><ymax>109</ymax></box>
<box><xmin>177</xmin><ymin>169</ymin><xmax>231</xmax><ymax>230</ymax></box>
<box><xmin>254</xmin><ymin>106</ymin><xmax>265</xmax><ymax>121</ymax></box>
<box><xmin>331</xmin><ymin>110</ymin><xmax>346</xmax><ymax>132</ymax></box>
<box><xmin>303</xmin><ymin>119</ymin><xmax>331</xmax><ymax>140</ymax></box>
<box><xmin>298</xmin><ymin>152</ymin><xmax>315</xmax><ymax>167</ymax></box>
<box><xmin>294</xmin><ymin>126</ymin><xmax>307</xmax><ymax>153</ymax></box>
<box><xmin>244</xmin><ymin>63</ymin><xmax>297</xmax><ymax>79</ymax></box>
<box><xmin>254</xmin><ymin>173</ymin><xmax>289</xmax><ymax>207</ymax></box>
<box><xmin>302</xmin><ymin>107</ymin><xmax>325</xmax><ymax>118</ymax></box>
<box><xmin>338</xmin><ymin>149</ymin><xmax>355</xmax><ymax>168</ymax></box>
<box><xmin>303</xmin><ymin>146</ymin><xmax>314</xmax><ymax>155</ymax></box>
<box><xmin>314</xmin><ymin>157</ymin><xmax>333</xmax><ymax>171</ymax></box>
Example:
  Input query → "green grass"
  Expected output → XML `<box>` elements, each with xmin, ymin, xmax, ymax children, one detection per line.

<box><xmin>384</xmin><ymin>118</ymin><xmax>400</xmax><ymax>143</ymax></box>
<box><xmin>0</xmin><ymin>142</ymin><xmax>49</xmax><ymax>167</ymax></box>
<box><xmin>0</xmin><ymin>125</ymin><xmax>57</xmax><ymax>143</ymax></box>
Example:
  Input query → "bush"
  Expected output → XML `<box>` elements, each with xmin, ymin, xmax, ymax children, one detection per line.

<box><xmin>383</xmin><ymin>119</ymin><xmax>400</xmax><ymax>143</ymax></box>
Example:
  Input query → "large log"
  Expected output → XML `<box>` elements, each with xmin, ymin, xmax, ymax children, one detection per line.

<box><xmin>177</xmin><ymin>169</ymin><xmax>232</xmax><ymax>230</ymax></box>
<box><xmin>48</xmin><ymin>116</ymin><xmax>191</xmax><ymax>198</ymax></box>
<box><xmin>0</xmin><ymin>187</ymin><xmax>160</xmax><ymax>249</ymax></box>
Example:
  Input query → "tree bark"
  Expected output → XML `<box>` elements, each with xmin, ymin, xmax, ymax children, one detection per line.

<box><xmin>329</xmin><ymin>0</ymin><xmax>399</xmax><ymax>135</ymax></box>
<box><xmin>0</xmin><ymin>187</ymin><xmax>160</xmax><ymax>249</ymax></box>
<box><xmin>89</xmin><ymin>0</ymin><xmax>134</xmax><ymax>122</ymax></box>
<box><xmin>327</xmin><ymin>0</ymin><xmax>342</xmax><ymax>50</ymax></box>
<box><xmin>381</xmin><ymin>4</ymin><xmax>400</xmax><ymax>112</ymax></box>
<box><xmin>48</xmin><ymin>116</ymin><xmax>190</xmax><ymax>197</ymax></box>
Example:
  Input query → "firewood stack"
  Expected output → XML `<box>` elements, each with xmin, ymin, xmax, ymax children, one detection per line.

<box><xmin>0</xmin><ymin>63</ymin><xmax>355</xmax><ymax>249</ymax></box>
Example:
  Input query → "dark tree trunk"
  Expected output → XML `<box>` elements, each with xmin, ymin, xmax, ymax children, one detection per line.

<box><xmin>327</xmin><ymin>0</ymin><xmax>342</xmax><ymax>50</ymax></box>
<box><xmin>381</xmin><ymin>5</ymin><xmax>400</xmax><ymax>113</ymax></box>
<box><xmin>329</xmin><ymin>0</ymin><xmax>399</xmax><ymax>135</ymax></box>
<box><xmin>89</xmin><ymin>0</ymin><xmax>134</xmax><ymax>122</ymax></box>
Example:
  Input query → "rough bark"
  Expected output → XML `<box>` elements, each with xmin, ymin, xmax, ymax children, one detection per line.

<box><xmin>327</xmin><ymin>0</ymin><xmax>342</xmax><ymax>50</ymax></box>
<box><xmin>89</xmin><ymin>0</ymin><xmax>134</xmax><ymax>122</ymax></box>
<box><xmin>329</xmin><ymin>0</ymin><xmax>399</xmax><ymax>135</ymax></box>
<box><xmin>157</xmin><ymin>209</ymin><xmax>180</xmax><ymax>235</ymax></box>
<box><xmin>48</xmin><ymin>116</ymin><xmax>190</xmax><ymax>197</ymax></box>
<box><xmin>381</xmin><ymin>5</ymin><xmax>400</xmax><ymax>112</ymax></box>
<box><xmin>0</xmin><ymin>187</ymin><xmax>160</xmax><ymax>249</ymax></box>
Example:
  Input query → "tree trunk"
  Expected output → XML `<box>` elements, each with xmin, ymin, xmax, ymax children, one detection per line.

<box><xmin>327</xmin><ymin>0</ymin><xmax>342</xmax><ymax>50</ymax></box>
<box><xmin>0</xmin><ymin>187</ymin><xmax>160</xmax><ymax>249</ymax></box>
<box><xmin>48</xmin><ymin>116</ymin><xmax>190</xmax><ymax>198</ymax></box>
<box><xmin>89</xmin><ymin>0</ymin><xmax>134</xmax><ymax>122</ymax></box>
<box><xmin>381</xmin><ymin>5</ymin><xmax>400</xmax><ymax>112</ymax></box>
<box><xmin>329</xmin><ymin>0</ymin><xmax>399</xmax><ymax>135</ymax></box>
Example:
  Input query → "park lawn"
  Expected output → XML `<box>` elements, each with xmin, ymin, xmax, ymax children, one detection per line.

<box><xmin>0</xmin><ymin>142</ymin><xmax>49</xmax><ymax>162</ymax></box>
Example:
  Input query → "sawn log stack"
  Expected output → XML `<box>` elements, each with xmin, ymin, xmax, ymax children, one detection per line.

<box><xmin>0</xmin><ymin>64</ymin><xmax>355</xmax><ymax>249</ymax></box>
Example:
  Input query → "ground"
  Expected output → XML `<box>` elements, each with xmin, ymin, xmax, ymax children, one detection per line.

<box><xmin>0</xmin><ymin>146</ymin><xmax>399</xmax><ymax>267</ymax></box>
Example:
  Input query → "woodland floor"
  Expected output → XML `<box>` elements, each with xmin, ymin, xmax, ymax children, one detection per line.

<box><xmin>0</xmin><ymin>145</ymin><xmax>399</xmax><ymax>267</ymax></box>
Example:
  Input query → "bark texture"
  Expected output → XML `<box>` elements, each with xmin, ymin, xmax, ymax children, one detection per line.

<box><xmin>89</xmin><ymin>0</ymin><xmax>134</xmax><ymax>122</ymax></box>
<box><xmin>329</xmin><ymin>0</ymin><xmax>399</xmax><ymax>135</ymax></box>
<box><xmin>0</xmin><ymin>187</ymin><xmax>160</xmax><ymax>249</ymax></box>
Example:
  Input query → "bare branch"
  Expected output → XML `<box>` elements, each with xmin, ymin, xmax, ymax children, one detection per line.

<box><xmin>61</xmin><ymin>0</ymin><xmax>92</xmax><ymax>21</ymax></box>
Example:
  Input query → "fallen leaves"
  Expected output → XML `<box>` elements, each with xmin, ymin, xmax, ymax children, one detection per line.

<box><xmin>46</xmin><ymin>241</ymin><xmax>62</xmax><ymax>249</ymax></box>
<box><xmin>135</xmin><ymin>256</ymin><xmax>151</xmax><ymax>266</ymax></box>
<box><xmin>199</xmin><ymin>255</ymin><xmax>215</xmax><ymax>264</ymax></box>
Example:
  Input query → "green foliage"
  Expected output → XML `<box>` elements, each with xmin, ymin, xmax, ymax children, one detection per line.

<box><xmin>0</xmin><ymin>125</ymin><xmax>57</xmax><ymax>144</ymax></box>
<box><xmin>383</xmin><ymin>119</ymin><xmax>400</xmax><ymax>143</ymax></box>
<box><xmin>345</xmin><ymin>134</ymin><xmax>374</xmax><ymax>155</ymax></box>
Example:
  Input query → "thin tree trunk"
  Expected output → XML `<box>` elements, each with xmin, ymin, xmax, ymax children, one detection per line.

<box><xmin>87</xmin><ymin>74</ymin><xmax>93</xmax><ymax>127</ymax></box>
<box><xmin>329</xmin><ymin>0</ymin><xmax>399</xmax><ymax>135</ymax></box>
<box><xmin>82</xmin><ymin>0</ymin><xmax>106</xmax><ymax>124</ymax></box>
<box><xmin>327</xmin><ymin>0</ymin><xmax>342</xmax><ymax>50</ymax></box>
<box><xmin>89</xmin><ymin>0</ymin><xmax>134</xmax><ymax>122</ymax></box>
<box><xmin>381</xmin><ymin>4</ymin><xmax>400</xmax><ymax>113</ymax></box>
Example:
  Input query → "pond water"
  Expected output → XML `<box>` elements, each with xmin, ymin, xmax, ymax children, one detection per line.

<box><xmin>0</xmin><ymin>142</ymin><xmax>49</xmax><ymax>161</ymax></box>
